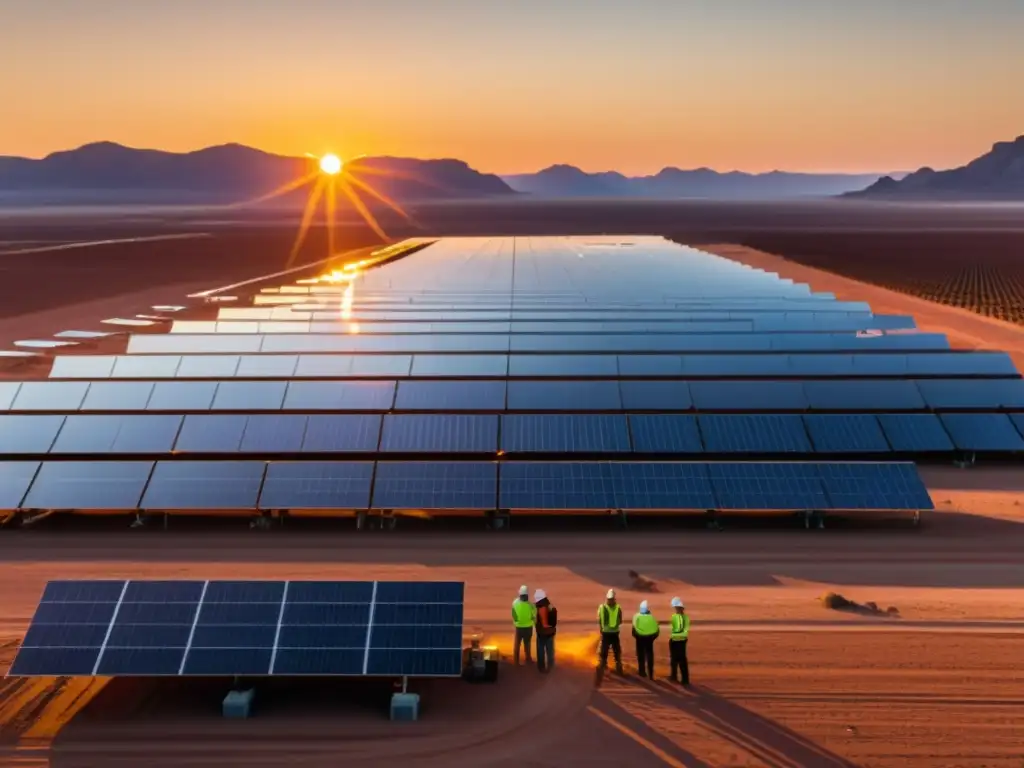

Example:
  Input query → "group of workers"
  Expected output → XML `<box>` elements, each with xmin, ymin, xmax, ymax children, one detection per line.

<box><xmin>511</xmin><ymin>585</ymin><xmax>690</xmax><ymax>685</ymax></box>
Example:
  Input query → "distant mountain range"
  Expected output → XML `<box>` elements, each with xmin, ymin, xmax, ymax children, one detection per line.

<box><xmin>847</xmin><ymin>135</ymin><xmax>1024</xmax><ymax>201</ymax></box>
<box><xmin>502</xmin><ymin>165</ymin><xmax>895</xmax><ymax>200</ymax></box>
<box><xmin>0</xmin><ymin>142</ymin><xmax>514</xmax><ymax>205</ymax></box>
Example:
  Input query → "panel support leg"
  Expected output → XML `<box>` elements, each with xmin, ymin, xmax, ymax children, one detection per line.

<box><xmin>705</xmin><ymin>509</ymin><xmax>722</xmax><ymax>531</ymax></box>
<box><xmin>486</xmin><ymin>509</ymin><xmax>510</xmax><ymax>531</ymax></box>
<box><xmin>614</xmin><ymin>508</ymin><xmax>628</xmax><ymax>530</ymax></box>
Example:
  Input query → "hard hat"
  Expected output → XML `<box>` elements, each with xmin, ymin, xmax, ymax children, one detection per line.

<box><xmin>671</xmin><ymin>597</ymin><xmax>684</xmax><ymax>608</ymax></box>
<box><xmin>606</xmin><ymin>589</ymin><xmax>616</xmax><ymax>599</ymax></box>
<box><xmin>534</xmin><ymin>589</ymin><xmax>546</xmax><ymax>602</ymax></box>
<box><xmin>639</xmin><ymin>600</ymin><xmax>649</xmax><ymax>614</ymax></box>
<box><xmin>519</xmin><ymin>584</ymin><xmax>529</xmax><ymax>596</ymax></box>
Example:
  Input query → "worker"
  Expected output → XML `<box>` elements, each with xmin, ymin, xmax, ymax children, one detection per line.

<box><xmin>511</xmin><ymin>584</ymin><xmax>536</xmax><ymax>665</ymax></box>
<box><xmin>596</xmin><ymin>589</ymin><xmax>624</xmax><ymax>675</ymax></box>
<box><xmin>534</xmin><ymin>588</ymin><xmax>557</xmax><ymax>673</ymax></box>
<box><xmin>669</xmin><ymin>597</ymin><xmax>690</xmax><ymax>686</ymax></box>
<box><xmin>631</xmin><ymin>599</ymin><xmax>659</xmax><ymax>679</ymax></box>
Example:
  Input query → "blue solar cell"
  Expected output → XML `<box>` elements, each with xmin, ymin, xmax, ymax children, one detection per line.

<box><xmin>277</xmin><ymin>625</ymin><xmax>367</xmax><ymax>648</ymax></box>
<box><xmin>617</xmin><ymin>355</ymin><xmax>683</xmax><ymax>376</ymax></box>
<box><xmin>683</xmin><ymin>355</ymin><xmax>792</xmax><ymax>377</ymax></box>
<box><xmin>273</xmin><ymin>649</ymin><xmax>364</xmax><ymax>675</ymax></box>
<box><xmin>508</xmin><ymin>355</ymin><xmax>618</xmax><ymax>377</ymax></box>
<box><xmin>0</xmin><ymin>415</ymin><xmax>65</xmax><ymax>454</ymax></box>
<box><xmin>803</xmin><ymin>380</ymin><xmax>926</xmax><ymax>411</ymax></box>
<box><xmin>907</xmin><ymin>352</ymin><xmax>1018</xmax><ymax>377</ymax></box>
<box><xmin>366</xmin><ymin>649</ymin><xmax>462</xmax><ymax>676</ymax></box>
<box><xmin>618</xmin><ymin>381</ymin><xmax>690</xmax><ymax>411</ymax></box>
<box><xmin>372</xmin><ymin>603</ymin><xmax>463</xmax><ymax>625</ymax></box>
<box><xmin>203</xmin><ymin>580</ymin><xmax>285</xmax><ymax>603</ymax></box>
<box><xmin>371</xmin><ymin>462</ymin><xmax>497</xmax><ymax>509</ymax></box>
<box><xmin>50</xmin><ymin>415</ymin><xmax>182</xmax><ymax>454</ymax></box>
<box><xmin>282</xmin><ymin>603</ymin><xmax>371</xmax><ymax>625</ymax></box>
<box><xmin>628</xmin><ymin>415</ymin><xmax>703</xmax><ymax>453</ymax></box>
<box><xmin>690</xmin><ymin>381</ymin><xmax>808</xmax><ymax>411</ymax></box>
<box><xmin>140</xmin><ymin>461</ymin><xmax>265</xmax><ymax>509</ymax></box>
<box><xmin>192</xmin><ymin>624</ymin><xmax>278</xmax><ymax>648</ymax></box>
<box><xmin>506</xmin><ymin>380</ymin><xmax>622</xmax><ymax>411</ymax></box>
<box><xmin>707</xmin><ymin>463</ymin><xmax>828</xmax><ymax>510</ymax></box>
<box><xmin>107</xmin><ymin>624</ymin><xmax>193</xmax><ymax>648</ymax></box>
<box><xmin>182</xmin><ymin>648</ymin><xmax>272</xmax><ymax>675</ymax></box>
<box><xmin>197</xmin><ymin>602</ymin><xmax>281</xmax><ymax>625</ymax></box>
<box><xmin>300</xmin><ymin>414</ymin><xmax>381</xmax><ymax>452</ymax></box>
<box><xmin>80</xmin><ymin>381</ymin><xmax>155</xmax><ymax>411</ymax></box>
<box><xmin>0</xmin><ymin>461</ymin><xmax>40</xmax><ymax>508</ymax></box>
<box><xmin>97</xmin><ymin>648</ymin><xmax>187</xmax><ymax>675</ymax></box>
<box><xmin>611</xmin><ymin>463</ymin><xmax>716</xmax><ymax>510</ymax></box>
<box><xmin>41</xmin><ymin>580</ymin><xmax>125</xmax><ymax>603</ymax></box>
<box><xmin>211</xmin><ymin>381</ymin><xmax>287</xmax><ymax>411</ymax></box>
<box><xmin>381</xmin><ymin>414</ymin><xmax>498</xmax><ymax>452</ymax></box>
<box><xmin>938</xmin><ymin>414</ymin><xmax>1024</xmax><ymax>451</ymax></box>
<box><xmin>287</xmin><ymin>581</ymin><xmax>374</xmax><ymax>603</ymax></box>
<box><xmin>116</xmin><ymin>602</ymin><xmax>200</xmax><ymax>624</ymax></box>
<box><xmin>33</xmin><ymin>602</ymin><xmax>118</xmax><ymax>624</ymax></box>
<box><xmin>258</xmin><ymin>461</ymin><xmax>373</xmax><ymax>510</ymax></box>
<box><xmin>803</xmin><ymin>415</ymin><xmax>891</xmax><ymax>453</ymax></box>
<box><xmin>239</xmin><ymin>415</ymin><xmax>307</xmax><ymax>453</ymax></box>
<box><xmin>698</xmin><ymin>415</ymin><xmax>812</xmax><ymax>454</ymax></box>
<box><xmin>22</xmin><ymin>623</ymin><xmax>110</xmax><ymax>648</ymax></box>
<box><xmin>370</xmin><ymin>625</ymin><xmax>462</xmax><ymax>649</ymax></box>
<box><xmin>395</xmin><ymin>380</ymin><xmax>506</xmax><ymax>410</ymax></box>
<box><xmin>374</xmin><ymin>581</ymin><xmax>464</xmax><ymax>603</ymax></box>
<box><xmin>283</xmin><ymin>381</ymin><xmax>396</xmax><ymax>411</ymax></box>
<box><xmin>10</xmin><ymin>647</ymin><xmax>101</xmax><ymax>676</ymax></box>
<box><xmin>818</xmin><ymin>462</ymin><xmax>934</xmax><ymax>510</ymax></box>
<box><xmin>122</xmin><ymin>581</ymin><xmax>204</xmax><ymax>603</ymax></box>
<box><xmin>848</xmin><ymin>354</ymin><xmax>910</xmax><ymax>376</ymax></box>
<box><xmin>173</xmin><ymin>415</ymin><xmax>246</xmax><ymax>452</ymax></box>
<box><xmin>146</xmin><ymin>381</ymin><xmax>218</xmax><ymax>411</ymax></box>
<box><xmin>21</xmin><ymin>461</ymin><xmax>152</xmax><ymax>510</ymax></box>
<box><xmin>411</xmin><ymin>355</ymin><xmax>507</xmax><ymax>377</ymax></box>
<box><xmin>917</xmin><ymin>379</ymin><xmax>1024</xmax><ymax>410</ymax></box>
<box><xmin>10</xmin><ymin>382</ymin><xmax>89</xmax><ymax>411</ymax></box>
<box><xmin>786</xmin><ymin>355</ymin><xmax>856</xmax><ymax>377</ymax></box>
<box><xmin>500</xmin><ymin>414</ymin><xmax>630</xmax><ymax>453</ymax></box>
<box><xmin>877</xmin><ymin>414</ymin><xmax>955</xmax><ymax>452</ymax></box>
<box><xmin>499</xmin><ymin>462</ymin><xmax>615</xmax><ymax>510</ymax></box>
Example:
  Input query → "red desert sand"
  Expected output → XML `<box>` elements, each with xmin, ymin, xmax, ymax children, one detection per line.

<box><xmin>1</xmin><ymin>242</ymin><xmax>1023</xmax><ymax>767</ymax></box>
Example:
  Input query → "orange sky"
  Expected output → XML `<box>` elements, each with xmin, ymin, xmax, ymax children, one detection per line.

<box><xmin>3</xmin><ymin>1</ymin><xmax>1023</xmax><ymax>174</ymax></box>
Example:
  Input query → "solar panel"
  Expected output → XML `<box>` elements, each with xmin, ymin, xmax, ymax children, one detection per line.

<box><xmin>876</xmin><ymin>414</ymin><xmax>955</xmax><ymax>452</ymax></box>
<box><xmin>140</xmin><ymin>461</ymin><xmax>266</xmax><ymax>509</ymax></box>
<box><xmin>1011</xmin><ymin>413</ymin><xmax>1024</xmax><ymax>441</ymax></box>
<box><xmin>80</xmin><ymin>382</ymin><xmax>155</xmax><ymax>411</ymax></box>
<box><xmin>20</xmin><ymin>461</ymin><xmax>153</xmax><ymax>510</ymax></box>
<box><xmin>282</xmin><ymin>381</ymin><xmax>395</xmax><ymax>411</ymax></box>
<box><xmin>146</xmin><ymin>381</ymin><xmax>218</xmax><ymax>411</ymax></box>
<box><xmin>211</xmin><ymin>381</ymin><xmax>287</xmax><ymax>411</ymax></box>
<box><xmin>938</xmin><ymin>414</ymin><xmax>1024</xmax><ymax>452</ymax></box>
<box><xmin>707</xmin><ymin>462</ymin><xmax>828</xmax><ymax>510</ymax></box>
<box><xmin>239</xmin><ymin>415</ymin><xmax>308</xmax><ymax>453</ymax></box>
<box><xmin>236</xmin><ymin>355</ymin><xmax>299</xmax><ymax>378</ymax></box>
<box><xmin>10</xmin><ymin>382</ymin><xmax>89</xmax><ymax>412</ymax></box>
<box><xmin>617</xmin><ymin>355</ymin><xmax>683</xmax><ymax>376</ymax></box>
<box><xmin>174</xmin><ymin>415</ymin><xmax>247</xmax><ymax>452</ymax></box>
<box><xmin>802</xmin><ymin>414</ymin><xmax>891</xmax><ymax>453</ymax></box>
<box><xmin>817</xmin><ymin>462</ymin><xmax>934</xmax><ymax>510</ymax></box>
<box><xmin>301</xmin><ymin>414</ymin><xmax>382</xmax><ymax>452</ymax></box>
<box><xmin>689</xmin><ymin>381</ymin><xmax>808</xmax><ymax>411</ymax></box>
<box><xmin>916</xmin><ymin>379</ymin><xmax>1024</xmax><ymax>410</ymax></box>
<box><xmin>618</xmin><ymin>381</ymin><xmax>691</xmax><ymax>411</ymax></box>
<box><xmin>803</xmin><ymin>380</ymin><xmax>926</xmax><ymax>411</ymax></box>
<box><xmin>506</xmin><ymin>381</ymin><xmax>622</xmax><ymax>411</ymax></box>
<box><xmin>411</xmin><ymin>355</ymin><xmax>508</xmax><ymax>377</ymax></box>
<box><xmin>176</xmin><ymin>355</ymin><xmax>241</xmax><ymax>378</ymax></box>
<box><xmin>628</xmin><ymin>415</ymin><xmax>703</xmax><ymax>453</ymax></box>
<box><xmin>258</xmin><ymin>462</ymin><xmax>374</xmax><ymax>509</ymax></box>
<box><xmin>381</xmin><ymin>414</ymin><xmax>499</xmax><ymax>452</ymax></box>
<box><xmin>500</xmin><ymin>414</ymin><xmax>630</xmax><ymax>453</ymax></box>
<box><xmin>9</xmin><ymin>579</ymin><xmax>464</xmax><ymax>677</ymax></box>
<box><xmin>394</xmin><ymin>381</ymin><xmax>506</xmax><ymax>411</ymax></box>
<box><xmin>49</xmin><ymin>415</ymin><xmax>183</xmax><ymax>454</ymax></box>
<box><xmin>0</xmin><ymin>461</ymin><xmax>39</xmax><ymax>509</ymax></box>
<box><xmin>0</xmin><ymin>415</ymin><xmax>65</xmax><ymax>454</ymax></box>
<box><xmin>508</xmin><ymin>355</ymin><xmax>618</xmax><ymax>377</ymax></box>
<box><xmin>371</xmin><ymin>462</ymin><xmax>497</xmax><ymax>509</ymax></box>
<box><xmin>698</xmin><ymin>415</ymin><xmax>812</xmax><ymax>454</ymax></box>
<box><xmin>499</xmin><ymin>462</ymin><xmax>615</xmax><ymax>509</ymax></box>
<box><xmin>611</xmin><ymin>462</ymin><xmax>715</xmax><ymax>510</ymax></box>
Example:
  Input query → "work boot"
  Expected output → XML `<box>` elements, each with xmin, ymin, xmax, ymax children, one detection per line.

<box><xmin>615</xmin><ymin>664</ymin><xmax>624</xmax><ymax>676</ymax></box>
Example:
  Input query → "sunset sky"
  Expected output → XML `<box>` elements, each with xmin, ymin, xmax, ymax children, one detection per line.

<box><xmin>3</xmin><ymin>0</ymin><xmax>1023</xmax><ymax>175</ymax></box>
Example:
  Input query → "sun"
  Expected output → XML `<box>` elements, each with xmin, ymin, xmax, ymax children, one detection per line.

<box><xmin>319</xmin><ymin>153</ymin><xmax>343</xmax><ymax>175</ymax></box>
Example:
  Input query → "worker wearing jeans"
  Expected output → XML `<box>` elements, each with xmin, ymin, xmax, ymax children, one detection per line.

<box><xmin>511</xmin><ymin>585</ymin><xmax>536</xmax><ymax>665</ymax></box>
<box><xmin>534</xmin><ymin>589</ymin><xmax>557</xmax><ymax>672</ymax></box>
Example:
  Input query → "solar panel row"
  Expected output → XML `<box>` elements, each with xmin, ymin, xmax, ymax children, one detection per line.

<box><xmin>9</xmin><ymin>579</ymin><xmax>465</xmax><ymax>678</ymax></box>
<box><xmin>0</xmin><ymin>460</ymin><xmax>935</xmax><ymax>513</ymax></box>
<box><xmin>7</xmin><ymin>377</ymin><xmax>1024</xmax><ymax>414</ymax></box>
<box><xmin>6</xmin><ymin>411</ymin><xmax>1021</xmax><ymax>456</ymax></box>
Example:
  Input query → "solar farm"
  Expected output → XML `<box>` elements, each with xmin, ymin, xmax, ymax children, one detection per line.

<box><xmin>3</xmin><ymin>235</ymin><xmax>1024</xmax><ymax>528</ymax></box>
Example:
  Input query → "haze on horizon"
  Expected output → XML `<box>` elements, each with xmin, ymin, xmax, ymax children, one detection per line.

<box><xmin>3</xmin><ymin>0</ymin><xmax>1023</xmax><ymax>176</ymax></box>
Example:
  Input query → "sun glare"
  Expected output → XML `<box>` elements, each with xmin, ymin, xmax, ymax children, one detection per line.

<box><xmin>319</xmin><ymin>153</ymin><xmax>343</xmax><ymax>175</ymax></box>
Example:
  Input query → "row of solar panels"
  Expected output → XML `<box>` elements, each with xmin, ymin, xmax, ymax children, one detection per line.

<box><xmin>125</xmin><ymin>331</ymin><xmax>950</xmax><ymax>355</ymax></box>
<box><xmin>249</xmin><ymin>299</ymin><xmax>878</xmax><ymax>314</ymax></box>
<box><xmin>48</xmin><ymin>351</ymin><xmax>1018</xmax><ymax>381</ymax></box>
<box><xmin>11</xmin><ymin>579</ymin><xmax>465</xmax><ymax>678</ymax></box>
<box><xmin>3</xmin><ymin>411</ymin><xmax>1023</xmax><ymax>457</ymax></box>
<box><xmin>9</xmin><ymin>377</ymin><xmax>1024</xmax><ymax>413</ymax></box>
<box><xmin>0</xmin><ymin>460</ymin><xmax>934</xmax><ymax>512</ymax></box>
<box><xmin>169</xmin><ymin>315</ymin><xmax>917</xmax><ymax>335</ymax></box>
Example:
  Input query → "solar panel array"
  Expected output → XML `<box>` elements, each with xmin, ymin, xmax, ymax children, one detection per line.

<box><xmin>9</xmin><ymin>579</ymin><xmax>465</xmax><ymax>678</ymax></box>
<box><xmin>4</xmin><ymin>235</ymin><xmax>1020</xmax><ymax>515</ymax></box>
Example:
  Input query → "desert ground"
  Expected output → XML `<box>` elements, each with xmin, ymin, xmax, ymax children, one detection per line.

<box><xmin>2</xmin><ymin>201</ymin><xmax>1024</xmax><ymax>766</ymax></box>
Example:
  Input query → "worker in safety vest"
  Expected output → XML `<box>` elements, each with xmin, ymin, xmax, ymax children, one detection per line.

<box><xmin>534</xmin><ymin>589</ymin><xmax>557</xmax><ymax>673</ymax></box>
<box><xmin>631</xmin><ymin>600</ymin><xmax>659</xmax><ymax>679</ymax></box>
<box><xmin>511</xmin><ymin>584</ymin><xmax>536</xmax><ymax>665</ymax></box>
<box><xmin>596</xmin><ymin>589</ymin><xmax>624</xmax><ymax>675</ymax></box>
<box><xmin>669</xmin><ymin>596</ymin><xmax>690</xmax><ymax>686</ymax></box>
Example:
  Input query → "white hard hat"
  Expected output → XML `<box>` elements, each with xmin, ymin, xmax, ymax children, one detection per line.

<box><xmin>671</xmin><ymin>597</ymin><xmax>684</xmax><ymax>608</ymax></box>
<box><xmin>534</xmin><ymin>589</ymin><xmax>546</xmax><ymax>602</ymax></box>
<box><xmin>639</xmin><ymin>600</ymin><xmax>649</xmax><ymax>613</ymax></box>
<box><xmin>606</xmin><ymin>589</ymin><xmax>616</xmax><ymax>599</ymax></box>
<box><xmin>519</xmin><ymin>584</ymin><xmax>529</xmax><ymax>596</ymax></box>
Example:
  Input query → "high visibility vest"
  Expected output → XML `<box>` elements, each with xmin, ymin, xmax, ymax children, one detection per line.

<box><xmin>632</xmin><ymin>612</ymin><xmax>659</xmax><ymax>636</ymax></box>
<box><xmin>671</xmin><ymin>612</ymin><xmax>690</xmax><ymax>640</ymax></box>
<box><xmin>598</xmin><ymin>603</ymin><xmax>622</xmax><ymax>633</ymax></box>
<box><xmin>512</xmin><ymin>598</ymin><xmax>536</xmax><ymax>628</ymax></box>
